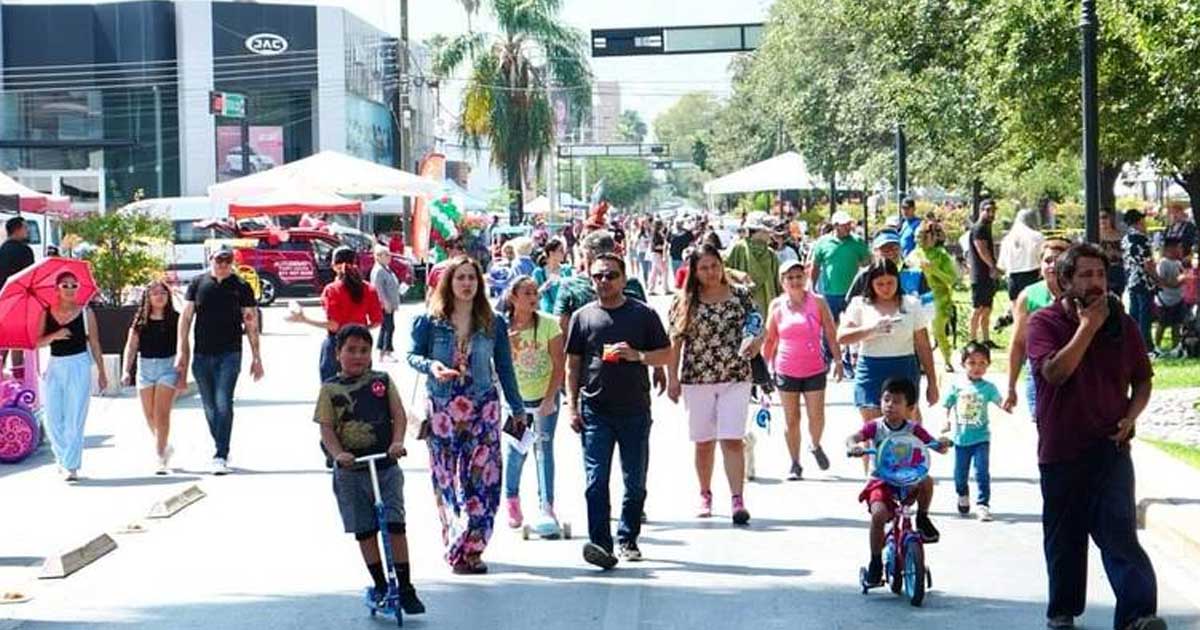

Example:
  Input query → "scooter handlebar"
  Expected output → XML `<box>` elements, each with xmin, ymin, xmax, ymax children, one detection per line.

<box><xmin>354</xmin><ymin>453</ymin><xmax>391</xmax><ymax>464</ymax></box>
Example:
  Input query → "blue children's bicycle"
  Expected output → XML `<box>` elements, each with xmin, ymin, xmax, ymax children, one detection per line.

<box><xmin>851</xmin><ymin>435</ymin><xmax>941</xmax><ymax>607</ymax></box>
<box><xmin>356</xmin><ymin>453</ymin><xmax>404</xmax><ymax>627</ymax></box>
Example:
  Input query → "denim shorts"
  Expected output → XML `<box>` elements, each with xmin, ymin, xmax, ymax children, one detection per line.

<box><xmin>137</xmin><ymin>355</ymin><xmax>178</xmax><ymax>389</ymax></box>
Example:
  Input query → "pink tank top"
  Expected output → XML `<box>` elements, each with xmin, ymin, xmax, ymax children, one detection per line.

<box><xmin>773</xmin><ymin>294</ymin><xmax>827</xmax><ymax>378</ymax></box>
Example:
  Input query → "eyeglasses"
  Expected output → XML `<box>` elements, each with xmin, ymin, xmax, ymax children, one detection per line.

<box><xmin>591</xmin><ymin>271</ymin><xmax>620</xmax><ymax>282</ymax></box>
<box><xmin>58</xmin><ymin>283</ymin><xmax>79</xmax><ymax>289</ymax></box>
<box><xmin>213</xmin><ymin>256</ymin><xmax>233</xmax><ymax>264</ymax></box>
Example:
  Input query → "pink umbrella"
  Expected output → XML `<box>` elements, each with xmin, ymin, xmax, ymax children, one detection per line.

<box><xmin>0</xmin><ymin>258</ymin><xmax>98</xmax><ymax>350</ymax></box>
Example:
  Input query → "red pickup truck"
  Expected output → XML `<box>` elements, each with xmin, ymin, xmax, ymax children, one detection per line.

<box><xmin>228</xmin><ymin>228</ymin><xmax>413</xmax><ymax>305</ymax></box>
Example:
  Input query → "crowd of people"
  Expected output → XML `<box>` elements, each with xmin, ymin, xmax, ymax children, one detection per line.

<box><xmin>5</xmin><ymin>193</ymin><xmax>1191</xmax><ymax>630</ymax></box>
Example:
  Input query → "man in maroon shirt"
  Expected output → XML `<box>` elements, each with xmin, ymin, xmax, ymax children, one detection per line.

<box><xmin>1026</xmin><ymin>243</ymin><xmax>1162</xmax><ymax>630</ymax></box>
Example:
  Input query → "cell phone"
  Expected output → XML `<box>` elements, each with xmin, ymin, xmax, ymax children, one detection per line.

<box><xmin>503</xmin><ymin>415</ymin><xmax>527</xmax><ymax>441</ymax></box>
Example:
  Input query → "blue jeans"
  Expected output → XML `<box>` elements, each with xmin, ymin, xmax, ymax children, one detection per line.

<box><xmin>504</xmin><ymin>395</ymin><xmax>559</xmax><ymax>509</ymax></box>
<box><xmin>581</xmin><ymin>405</ymin><xmax>650</xmax><ymax>552</ymax></box>
<box><xmin>1127</xmin><ymin>288</ymin><xmax>1154</xmax><ymax>350</ymax></box>
<box><xmin>192</xmin><ymin>352</ymin><xmax>242</xmax><ymax>459</ymax></box>
<box><xmin>822</xmin><ymin>293</ymin><xmax>853</xmax><ymax>373</ymax></box>
<box><xmin>954</xmin><ymin>441</ymin><xmax>991</xmax><ymax>506</ymax></box>
<box><xmin>1040</xmin><ymin>442</ymin><xmax>1158</xmax><ymax>629</ymax></box>
<box><xmin>377</xmin><ymin>311</ymin><xmax>396</xmax><ymax>353</ymax></box>
<box><xmin>319</xmin><ymin>334</ymin><xmax>337</xmax><ymax>383</ymax></box>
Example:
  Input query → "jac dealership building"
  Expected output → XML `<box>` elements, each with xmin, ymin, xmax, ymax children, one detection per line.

<box><xmin>0</xmin><ymin>0</ymin><xmax>426</xmax><ymax>209</ymax></box>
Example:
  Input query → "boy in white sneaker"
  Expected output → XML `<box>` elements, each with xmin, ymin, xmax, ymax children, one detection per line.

<box><xmin>940</xmin><ymin>341</ymin><xmax>1004</xmax><ymax>521</ymax></box>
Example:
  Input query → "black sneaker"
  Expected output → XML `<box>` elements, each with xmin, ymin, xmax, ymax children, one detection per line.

<box><xmin>957</xmin><ymin>494</ymin><xmax>970</xmax><ymax>515</ymax></box>
<box><xmin>983</xmin><ymin>340</ymin><xmax>1004</xmax><ymax>351</ymax></box>
<box><xmin>810</xmin><ymin>446</ymin><xmax>830</xmax><ymax>471</ymax></box>
<box><xmin>916</xmin><ymin>513</ymin><xmax>940</xmax><ymax>543</ymax></box>
<box><xmin>583</xmin><ymin>542</ymin><xmax>618</xmax><ymax>570</ymax></box>
<box><xmin>399</xmin><ymin>586</ymin><xmax>426</xmax><ymax>615</ymax></box>
<box><xmin>618</xmin><ymin>540</ymin><xmax>643</xmax><ymax>562</ymax></box>
<box><xmin>1123</xmin><ymin>616</ymin><xmax>1166</xmax><ymax>630</ymax></box>
<box><xmin>865</xmin><ymin>557</ymin><xmax>884</xmax><ymax>586</ymax></box>
<box><xmin>787</xmin><ymin>461</ymin><xmax>803</xmax><ymax>481</ymax></box>
<box><xmin>1046</xmin><ymin>615</ymin><xmax>1075</xmax><ymax>629</ymax></box>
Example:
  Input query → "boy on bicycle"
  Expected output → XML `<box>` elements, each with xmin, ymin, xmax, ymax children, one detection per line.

<box><xmin>846</xmin><ymin>377</ymin><xmax>950</xmax><ymax>586</ymax></box>
<box><xmin>315</xmin><ymin>324</ymin><xmax>424</xmax><ymax>614</ymax></box>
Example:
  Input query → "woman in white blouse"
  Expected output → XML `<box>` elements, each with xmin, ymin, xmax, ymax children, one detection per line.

<box><xmin>837</xmin><ymin>259</ymin><xmax>939</xmax><ymax>423</ymax></box>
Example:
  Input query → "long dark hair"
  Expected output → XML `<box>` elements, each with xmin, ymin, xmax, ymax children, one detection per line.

<box><xmin>333</xmin><ymin>248</ymin><xmax>365</xmax><ymax>302</ymax></box>
<box><xmin>671</xmin><ymin>243</ymin><xmax>727</xmax><ymax>340</ymax></box>
<box><xmin>428</xmin><ymin>256</ymin><xmax>494</xmax><ymax>337</ymax></box>
<box><xmin>862</xmin><ymin>259</ymin><xmax>901</xmax><ymax>306</ymax></box>
<box><xmin>133</xmin><ymin>280</ymin><xmax>178</xmax><ymax>331</ymax></box>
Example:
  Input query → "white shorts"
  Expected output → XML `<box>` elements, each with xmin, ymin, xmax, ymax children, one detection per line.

<box><xmin>682</xmin><ymin>381</ymin><xmax>752</xmax><ymax>443</ymax></box>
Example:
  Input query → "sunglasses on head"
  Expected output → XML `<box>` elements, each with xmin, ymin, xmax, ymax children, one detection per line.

<box><xmin>591</xmin><ymin>271</ymin><xmax>620</xmax><ymax>282</ymax></box>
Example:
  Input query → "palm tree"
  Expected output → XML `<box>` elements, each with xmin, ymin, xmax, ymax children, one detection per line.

<box><xmin>458</xmin><ymin>0</ymin><xmax>480</xmax><ymax>32</ymax></box>
<box><xmin>434</xmin><ymin>0</ymin><xmax>591</xmax><ymax>222</ymax></box>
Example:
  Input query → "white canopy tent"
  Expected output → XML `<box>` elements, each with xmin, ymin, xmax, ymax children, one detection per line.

<box><xmin>208</xmin><ymin>150</ymin><xmax>440</xmax><ymax>203</ymax></box>
<box><xmin>703</xmin><ymin>151</ymin><xmax>823</xmax><ymax>195</ymax></box>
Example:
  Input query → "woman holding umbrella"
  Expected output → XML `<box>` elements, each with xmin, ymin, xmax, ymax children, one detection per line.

<box><xmin>37</xmin><ymin>270</ymin><xmax>107</xmax><ymax>481</ymax></box>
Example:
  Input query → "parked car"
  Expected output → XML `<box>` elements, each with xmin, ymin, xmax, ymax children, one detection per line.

<box><xmin>230</xmin><ymin>228</ymin><xmax>413</xmax><ymax>306</ymax></box>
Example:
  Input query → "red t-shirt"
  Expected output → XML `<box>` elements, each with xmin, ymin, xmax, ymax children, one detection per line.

<box><xmin>321</xmin><ymin>280</ymin><xmax>383</xmax><ymax>329</ymax></box>
<box><xmin>1026</xmin><ymin>299</ymin><xmax>1153</xmax><ymax>464</ymax></box>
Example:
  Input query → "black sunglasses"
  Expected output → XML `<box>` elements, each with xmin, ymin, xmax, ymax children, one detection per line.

<box><xmin>591</xmin><ymin>271</ymin><xmax>620</xmax><ymax>282</ymax></box>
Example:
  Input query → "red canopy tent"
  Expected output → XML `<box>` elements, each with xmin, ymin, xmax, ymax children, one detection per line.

<box><xmin>227</xmin><ymin>189</ymin><xmax>362</xmax><ymax>218</ymax></box>
<box><xmin>0</xmin><ymin>172</ymin><xmax>70</xmax><ymax>213</ymax></box>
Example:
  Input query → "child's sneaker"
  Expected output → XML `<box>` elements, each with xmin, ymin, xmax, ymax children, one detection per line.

<box><xmin>697</xmin><ymin>490</ymin><xmax>713</xmax><ymax>518</ymax></box>
<box><xmin>505</xmin><ymin>496</ymin><xmax>523</xmax><ymax>528</ymax></box>
<box><xmin>864</xmin><ymin>556</ymin><xmax>884</xmax><ymax>586</ymax></box>
<box><xmin>787</xmin><ymin>461</ymin><xmax>803</xmax><ymax>481</ymax></box>
<box><xmin>731</xmin><ymin>495</ymin><xmax>750</xmax><ymax>526</ymax></box>
<box><xmin>977</xmin><ymin>505</ymin><xmax>993</xmax><ymax>522</ymax></box>
<box><xmin>618</xmin><ymin>540</ymin><xmax>642</xmax><ymax>562</ymax></box>
<box><xmin>916</xmin><ymin>513</ymin><xmax>940</xmax><ymax>543</ymax></box>
<box><xmin>957</xmin><ymin>494</ymin><xmax>970</xmax><ymax>516</ymax></box>
<box><xmin>399</xmin><ymin>585</ymin><xmax>426</xmax><ymax>615</ymax></box>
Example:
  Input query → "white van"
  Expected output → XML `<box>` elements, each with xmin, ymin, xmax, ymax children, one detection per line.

<box><xmin>0</xmin><ymin>210</ymin><xmax>61</xmax><ymax>263</ymax></box>
<box><xmin>123</xmin><ymin>197</ymin><xmax>225</xmax><ymax>284</ymax></box>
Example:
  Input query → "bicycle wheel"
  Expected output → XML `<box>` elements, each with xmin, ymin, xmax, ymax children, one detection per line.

<box><xmin>904</xmin><ymin>536</ymin><xmax>926</xmax><ymax>607</ymax></box>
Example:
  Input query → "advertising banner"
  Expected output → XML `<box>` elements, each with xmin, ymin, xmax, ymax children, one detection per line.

<box><xmin>216</xmin><ymin>126</ymin><xmax>284</xmax><ymax>181</ymax></box>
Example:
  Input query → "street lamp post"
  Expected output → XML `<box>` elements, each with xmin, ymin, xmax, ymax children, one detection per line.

<box><xmin>1081</xmin><ymin>0</ymin><xmax>1100</xmax><ymax>243</ymax></box>
<box><xmin>895</xmin><ymin>123</ymin><xmax>908</xmax><ymax>208</ymax></box>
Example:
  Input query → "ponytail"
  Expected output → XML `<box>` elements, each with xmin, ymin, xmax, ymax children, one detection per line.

<box><xmin>343</xmin><ymin>264</ymin><xmax>365</xmax><ymax>302</ymax></box>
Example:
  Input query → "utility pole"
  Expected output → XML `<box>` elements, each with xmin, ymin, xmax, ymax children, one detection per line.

<box><xmin>1081</xmin><ymin>0</ymin><xmax>1100</xmax><ymax>244</ymax></box>
<box><xmin>399</xmin><ymin>0</ymin><xmax>411</xmax><ymax>172</ymax></box>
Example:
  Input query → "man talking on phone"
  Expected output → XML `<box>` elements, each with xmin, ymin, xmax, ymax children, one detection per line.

<box><xmin>1026</xmin><ymin>243</ymin><xmax>1163</xmax><ymax>630</ymax></box>
<box><xmin>564</xmin><ymin>253</ymin><xmax>670</xmax><ymax>570</ymax></box>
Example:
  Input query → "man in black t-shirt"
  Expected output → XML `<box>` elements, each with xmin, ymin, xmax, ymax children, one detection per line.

<box><xmin>0</xmin><ymin>217</ymin><xmax>35</xmax><ymax>372</ymax></box>
<box><xmin>176</xmin><ymin>245</ymin><xmax>263</xmax><ymax>474</ymax></box>
<box><xmin>565</xmin><ymin>253</ymin><xmax>670</xmax><ymax>570</ymax></box>
<box><xmin>969</xmin><ymin>200</ymin><xmax>1001</xmax><ymax>349</ymax></box>
<box><xmin>668</xmin><ymin>221</ymin><xmax>695</xmax><ymax>277</ymax></box>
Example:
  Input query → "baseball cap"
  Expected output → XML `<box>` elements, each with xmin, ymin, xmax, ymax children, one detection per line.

<box><xmin>210</xmin><ymin>243</ymin><xmax>235</xmax><ymax>260</ymax></box>
<box><xmin>872</xmin><ymin>231</ymin><xmax>902</xmax><ymax>249</ymax></box>
<box><xmin>831</xmin><ymin>211</ymin><xmax>854</xmax><ymax>225</ymax></box>
<box><xmin>778</xmin><ymin>259</ymin><xmax>806</xmax><ymax>276</ymax></box>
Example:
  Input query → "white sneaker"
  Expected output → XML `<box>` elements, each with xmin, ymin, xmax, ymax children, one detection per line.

<box><xmin>63</xmin><ymin>469</ymin><xmax>79</xmax><ymax>482</ymax></box>
<box><xmin>156</xmin><ymin>446</ymin><xmax>174</xmax><ymax>475</ymax></box>
<box><xmin>977</xmin><ymin>505</ymin><xmax>993</xmax><ymax>522</ymax></box>
<box><xmin>211</xmin><ymin>457</ymin><xmax>231</xmax><ymax>476</ymax></box>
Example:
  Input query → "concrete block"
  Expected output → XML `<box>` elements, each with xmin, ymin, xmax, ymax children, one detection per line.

<box><xmin>146</xmin><ymin>484</ymin><xmax>206</xmax><ymax>519</ymax></box>
<box><xmin>40</xmin><ymin>533</ymin><xmax>117</xmax><ymax>579</ymax></box>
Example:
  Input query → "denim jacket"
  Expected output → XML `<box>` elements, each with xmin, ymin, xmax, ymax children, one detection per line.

<box><xmin>407</xmin><ymin>313</ymin><xmax>524</xmax><ymax>417</ymax></box>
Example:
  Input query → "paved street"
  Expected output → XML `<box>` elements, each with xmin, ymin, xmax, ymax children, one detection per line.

<box><xmin>2</xmin><ymin>300</ymin><xmax>1199</xmax><ymax>630</ymax></box>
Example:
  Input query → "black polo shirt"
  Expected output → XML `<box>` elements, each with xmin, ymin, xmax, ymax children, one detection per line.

<box><xmin>185</xmin><ymin>273</ymin><xmax>255</xmax><ymax>355</ymax></box>
<box><xmin>0</xmin><ymin>239</ymin><xmax>34</xmax><ymax>289</ymax></box>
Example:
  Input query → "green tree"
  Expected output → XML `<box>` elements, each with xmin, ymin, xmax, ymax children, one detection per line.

<box><xmin>615</xmin><ymin>109</ymin><xmax>648</xmax><ymax>144</ymax></box>
<box><xmin>1130</xmin><ymin>0</ymin><xmax>1200</xmax><ymax>223</ymax></box>
<box><xmin>653</xmin><ymin>93</ymin><xmax>721</xmax><ymax>165</ymax></box>
<box><xmin>974</xmin><ymin>0</ymin><xmax>1155</xmax><ymax>213</ymax></box>
<box><xmin>558</xmin><ymin>158</ymin><xmax>654</xmax><ymax>209</ymax></box>
<box><xmin>63</xmin><ymin>209</ymin><xmax>171</xmax><ymax>305</ymax></box>
<box><xmin>433</xmin><ymin>0</ymin><xmax>592</xmax><ymax>222</ymax></box>
<box><xmin>709</xmin><ymin>54</ymin><xmax>792</xmax><ymax>177</ymax></box>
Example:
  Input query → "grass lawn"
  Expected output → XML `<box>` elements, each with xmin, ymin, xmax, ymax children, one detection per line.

<box><xmin>1143</xmin><ymin>438</ymin><xmax>1200</xmax><ymax>471</ymax></box>
<box><xmin>945</xmin><ymin>284</ymin><xmax>1198</xmax><ymax>389</ymax></box>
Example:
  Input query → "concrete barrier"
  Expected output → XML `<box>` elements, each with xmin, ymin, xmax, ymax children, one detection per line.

<box><xmin>40</xmin><ymin>533</ymin><xmax>117</xmax><ymax>579</ymax></box>
<box><xmin>146</xmin><ymin>484</ymin><xmax>206</xmax><ymax>519</ymax></box>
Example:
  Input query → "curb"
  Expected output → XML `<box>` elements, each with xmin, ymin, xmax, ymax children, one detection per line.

<box><xmin>1138</xmin><ymin>498</ymin><xmax>1200</xmax><ymax>557</ymax></box>
<box><xmin>39</xmin><ymin>534</ymin><xmax>117</xmax><ymax>579</ymax></box>
<box><xmin>146</xmin><ymin>484</ymin><xmax>206</xmax><ymax>519</ymax></box>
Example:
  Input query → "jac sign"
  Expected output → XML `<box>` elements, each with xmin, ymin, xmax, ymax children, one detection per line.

<box><xmin>245</xmin><ymin>33</ymin><xmax>288</xmax><ymax>56</ymax></box>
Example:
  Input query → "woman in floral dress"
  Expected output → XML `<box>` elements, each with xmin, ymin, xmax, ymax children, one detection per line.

<box><xmin>664</xmin><ymin>244</ymin><xmax>763</xmax><ymax>525</ymax></box>
<box><xmin>408</xmin><ymin>257</ymin><xmax>526</xmax><ymax>574</ymax></box>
